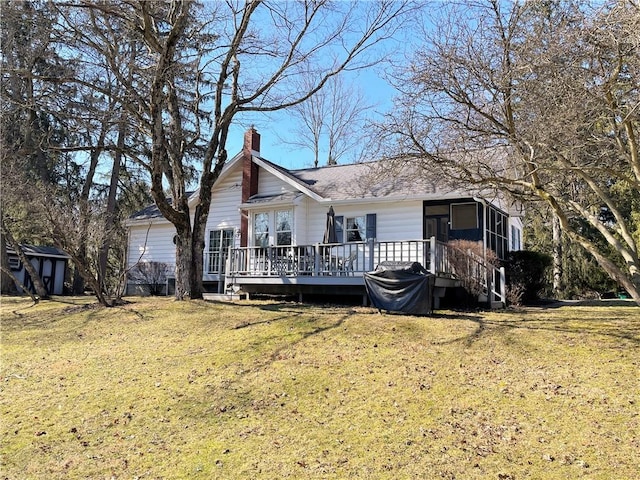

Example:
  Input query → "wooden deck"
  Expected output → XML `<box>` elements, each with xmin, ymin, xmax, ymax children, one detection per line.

<box><xmin>217</xmin><ymin>238</ymin><xmax>506</xmax><ymax>308</ymax></box>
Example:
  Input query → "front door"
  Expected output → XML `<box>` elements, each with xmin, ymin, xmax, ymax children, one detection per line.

<box><xmin>425</xmin><ymin>216</ymin><xmax>449</xmax><ymax>242</ymax></box>
<box><xmin>424</xmin><ymin>204</ymin><xmax>450</xmax><ymax>242</ymax></box>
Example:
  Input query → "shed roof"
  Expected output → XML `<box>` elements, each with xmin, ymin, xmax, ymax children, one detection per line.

<box><xmin>7</xmin><ymin>244</ymin><xmax>70</xmax><ymax>259</ymax></box>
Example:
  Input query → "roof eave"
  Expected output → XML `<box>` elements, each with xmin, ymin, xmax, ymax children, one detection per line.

<box><xmin>124</xmin><ymin>217</ymin><xmax>173</xmax><ymax>227</ymax></box>
<box><xmin>322</xmin><ymin>191</ymin><xmax>477</xmax><ymax>205</ymax></box>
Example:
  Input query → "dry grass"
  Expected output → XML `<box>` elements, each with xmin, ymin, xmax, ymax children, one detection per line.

<box><xmin>1</xmin><ymin>296</ymin><xmax>638</xmax><ymax>479</ymax></box>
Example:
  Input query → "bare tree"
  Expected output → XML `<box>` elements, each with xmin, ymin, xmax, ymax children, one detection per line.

<box><xmin>0</xmin><ymin>231</ymin><xmax>18</xmax><ymax>295</ymax></box>
<box><xmin>128</xmin><ymin>261</ymin><xmax>170</xmax><ymax>296</ymax></box>
<box><xmin>379</xmin><ymin>0</ymin><xmax>640</xmax><ymax>303</ymax></box>
<box><xmin>552</xmin><ymin>213</ymin><xmax>563</xmax><ymax>295</ymax></box>
<box><xmin>1</xmin><ymin>1</ymin><xmax>151</xmax><ymax>306</ymax></box>
<box><xmin>64</xmin><ymin>0</ymin><xmax>416</xmax><ymax>300</ymax></box>
<box><xmin>278</xmin><ymin>75</ymin><xmax>375</xmax><ymax>167</ymax></box>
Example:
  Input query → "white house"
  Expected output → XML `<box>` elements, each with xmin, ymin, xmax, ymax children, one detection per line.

<box><xmin>125</xmin><ymin>128</ymin><xmax>523</xmax><ymax>305</ymax></box>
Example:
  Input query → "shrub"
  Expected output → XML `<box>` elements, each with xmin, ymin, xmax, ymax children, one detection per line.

<box><xmin>446</xmin><ymin>240</ymin><xmax>498</xmax><ymax>307</ymax></box>
<box><xmin>129</xmin><ymin>261</ymin><xmax>170</xmax><ymax>296</ymax></box>
<box><xmin>504</xmin><ymin>251</ymin><xmax>551</xmax><ymax>304</ymax></box>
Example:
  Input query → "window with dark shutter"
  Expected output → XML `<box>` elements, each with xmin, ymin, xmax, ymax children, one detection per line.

<box><xmin>366</xmin><ymin>213</ymin><xmax>376</xmax><ymax>240</ymax></box>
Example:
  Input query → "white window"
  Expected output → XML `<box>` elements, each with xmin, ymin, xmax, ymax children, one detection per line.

<box><xmin>451</xmin><ymin>203</ymin><xmax>478</xmax><ymax>230</ymax></box>
<box><xmin>208</xmin><ymin>229</ymin><xmax>234</xmax><ymax>273</ymax></box>
<box><xmin>254</xmin><ymin>212</ymin><xmax>269</xmax><ymax>247</ymax></box>
<box><xmin>276</xmin><ymin>210</ymin><xmax>292</xmax><ymax>245</ymax></box>
<box><xmin>511</xmin><ymin>225</ymin><xmax>522</xmax><ymax>251</ymax></box>
<box><xmin>346</xmin><ymin>216</ymin><xmax>365</xmax><ymax>242</ymax></box>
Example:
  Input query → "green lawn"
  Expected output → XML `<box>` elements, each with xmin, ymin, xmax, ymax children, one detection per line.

<box><xmin>1</xmin><ymin>296</ymin><xmax>638</xmax><ymax>479</ymax></box>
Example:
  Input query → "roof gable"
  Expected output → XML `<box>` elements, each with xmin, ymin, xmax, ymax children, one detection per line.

<box><xmin>127</xmin><ymin>153</ymin><xmax>489</xmax><ymax>224</ymax></box>
<box><xmin>126</xmin><ymin>191</ymin><xmax>198</xmax><ymax>223</ymax></box>
<box><xmin>252</xmin><ymin>157</ymin><xmax>325</xmax><ymax>202</ymax></box>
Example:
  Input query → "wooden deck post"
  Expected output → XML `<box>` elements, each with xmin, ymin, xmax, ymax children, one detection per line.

<box><xmin>429</xmin><ymin>236</ymin><xmax>437</xmax><ymax>275</ymax></box>
<box><xmin>368</xmin><ymin>238</ymin><xmax>375</xmax><ymax>272</ymax></box>
<box><xmin>486</xmin><ymin>266</ymin><xmax>493</xmax><ymax>308</ymax></box>
<box><xmin>314</xmin><ymin>243</ymin><xmax>321</xmax><ymax>276</ymax></box>
<box><xmin>218</xmin><ymin>251</ymin><xmax>225</xmax><ymax>294</ymax></box>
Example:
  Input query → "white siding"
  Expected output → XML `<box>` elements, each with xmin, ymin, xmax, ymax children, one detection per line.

<box><xmin>293</xmin><ymin>200</ymin><xmax>425</xmax><ymax>245</ymax></box>
<box><xmin>126</xmin><ymin>166</ymin><xmax>244</xmax><ymax>272</ymax></box>
<box><xmin>53</xmin><ymin>259</ymin><xmax>66</xmax><ymax>295</ymax></box>
<box><xmin>371</xmin><ymin>201</ymin><xmax>424</xmax><ymax>241</ymax></box>
<box><xmin>206</xmin><ymin>167</ymin><xmax>243</xmax><ymax>245</ymax></box>
<box><xmin>203</xmin><ymin>167</ymin><xmax>244</xmax><ymax>280</ymax></box>
<box><xmin>127</xmin><ymin>223</ymin><xmax>177</xmax><ymax>267</ymax></box>
<box><xmin>258</xmin><ymin>170</ymin><xmax>296</xmax><ymax>196</ymax></box>
<box><xmin>293</xmin><ymin>197</ymin><xmax>312</xmax><ymax>244</ymax></box>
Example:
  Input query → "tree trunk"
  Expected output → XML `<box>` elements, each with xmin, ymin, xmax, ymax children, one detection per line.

<box><xmin>98</xmin><ymin>119</ymin><xmax>124</xmax><ymax>292</ymax></box>
<box><xmin>1</xmin><ymin>217</ymin><xmax>49</xmax><ymax>299</ymax></box>
<box><xmin>0</xmin><ymin>265</ymin><xmax>37</xmax><ymax>303</ymax></box>
<box><xmin>552</xmin><ymin>213</ymin><xmax>563</xmax><ymax>297</ymax></box>
<box><xmin>190</xmin><ymin>173</ymin><xmax>216</xmax><ymax>300</ymax></box>
<box><xmin>190</xmin><ymin>204</ymin><xmax>205</xmax><ymax>300</ymax></box>
<box><xmin>67</xmin><ymin>251</ymin><xmax>112</xmax><ymax>306</ymax></box>
<box><xmin>71</xmin><ymin>255</ymin><xmax>85</xmax><ymax>294</ymax></box>
<box><xmin>561</xmin><ymin>218</ymin><xmax>640</xmax><ymax>305</ymax></box>
<box><xmin>98</xmin><ymin>45</ymin><xmax>134</xmax><ymax>296</ymax></box>
<box><xmin>174</xmin><ymin>226</ymin><xmax>192</xmax><ymax>300</ymax></box>
<box><xmin>74</xmin><ymin>133</ymin><xmax>106</xmax><ymax>295</ymax></box>
<box><xmin>0</xmin><ymin>233</ymin><xmax>18</xmax><ymax>295</ymax></box>
<box><xmin>191</xmin><ymin>145</ymin><xmax>228</xmax><ymax>300</ymax></box>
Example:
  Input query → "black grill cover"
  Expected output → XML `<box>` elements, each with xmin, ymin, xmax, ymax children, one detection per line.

<box><xmin>364</xmin><ymin>262</ymin><xmax>434</xmax><ymax>315</ymax></box>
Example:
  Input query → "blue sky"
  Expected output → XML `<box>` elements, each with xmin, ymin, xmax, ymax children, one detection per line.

<box><xmin>219</xmin><ymin>0</ymin><xmax>412</xmax><ymax>172</ymax></box>
<box><xmin>225</xmin><ymin>66</ymin><xmax>397</xmax><ymax>171</ymax></box>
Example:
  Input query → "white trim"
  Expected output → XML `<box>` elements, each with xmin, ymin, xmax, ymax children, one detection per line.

<box><xmin>238</xmin><ymin>193</ymin><xmax>303</xmax><ymax>209</ymax></box>
<box><xmin>253</xmin><ymin>157</ymin><xmax>326</xmax><ymax>202</ymax></box>
<box><xmin>450</xmin><ymin>202</ymin><xmax>479</xmax><ymax>230</ymax></box>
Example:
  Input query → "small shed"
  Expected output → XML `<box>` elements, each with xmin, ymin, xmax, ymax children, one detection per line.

<box><xmin>7</xmin><ymin>244</ymin><xmax>70</xmax><ymax>295</ymax></box>
<box><xmin>364</xmin><ymin>261</ymin><xmax>434</xmax><ymax>315</ymax></box>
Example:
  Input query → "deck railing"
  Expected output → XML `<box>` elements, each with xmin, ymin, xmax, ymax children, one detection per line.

<box><xmin>227</xmin><ymin>239</ymin><xmax>434</xmax><ymax>278</ymax></box>
<box><xmin>225</xmin><ymin>237</ymin><xmax>505</xmax><ymax>306</ymax></box>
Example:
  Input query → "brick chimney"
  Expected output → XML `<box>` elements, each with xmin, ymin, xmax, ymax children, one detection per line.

<box><xmin>240</xmin><ymin>127</ymin><xmax>260</xmax><ymax>247</ymax></box>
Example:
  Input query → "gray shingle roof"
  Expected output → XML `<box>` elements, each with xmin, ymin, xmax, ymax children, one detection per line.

<box><xmin>127</xmin><ymin>203</ymin><xmax>163</xmax><ymax>221</ymax></box>
<box><xmin>127</xmin><ymin>192</ymin><xmax>196</xmax><ymax>222</ymax></box>
<box><xmin>128</xmin><ymin>157</ymin><xmax>462</xmax><ymax>222</ymax></box>
<box><xmin>287</xmin><ymin>159</ymin><xmax>450</xmax><ymax>200</ymax></box>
